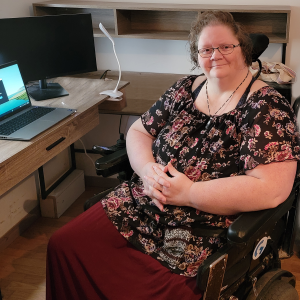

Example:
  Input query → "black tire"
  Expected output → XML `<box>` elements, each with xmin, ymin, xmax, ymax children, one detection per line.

<box><xmin>260</xmin><ymin>280</ymin><xmax>299</xmax><ymax>300</ymax></box>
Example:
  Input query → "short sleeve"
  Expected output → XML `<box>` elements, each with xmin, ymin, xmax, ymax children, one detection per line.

<box><xmin>141</xmin><ymin>76</ymin><xmax>192</xmax><ymax>137</ymax></box>
<box><xmin>239</xmin><ymin>86</ymin><xmax>300</xmax><ymax>172</ymax></box>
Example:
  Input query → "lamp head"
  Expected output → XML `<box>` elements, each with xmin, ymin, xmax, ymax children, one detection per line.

<box><xmin>99</xmin><ymin>23</ymin><xmax>114</xmax><ymax>45</ymax></box>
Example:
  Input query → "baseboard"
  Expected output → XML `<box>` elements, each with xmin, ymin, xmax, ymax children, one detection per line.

<box><xmin>0</xmin><ymin>205</ymin><xmax>40</xmax><ymax>253</ymax></box>
<box><xmin>85</xmin><ymin>176</ymin><xmax>119</xmax><ymax>188</ymax></box>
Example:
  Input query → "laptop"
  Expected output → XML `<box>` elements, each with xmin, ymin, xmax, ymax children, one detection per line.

<box><xmin>0</xmin><ymin>61</ymin><xmax>76</xmax><ymax>141</ymax></box>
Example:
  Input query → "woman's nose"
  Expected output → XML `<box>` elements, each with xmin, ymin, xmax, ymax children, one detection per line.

<box><xmin>210</xmin><ymin>48</ymin><xmax>223</xmax><ymax>59</ymax></box>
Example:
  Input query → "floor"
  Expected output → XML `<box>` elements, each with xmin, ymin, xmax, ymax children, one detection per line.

<box><xmin>0</xmin><ymin>186</ymin><xmax>299</xmax><ymax>300</ymax></box>
<box><xmin>0</xmin><ymin>186</ymin><xmax>100</xmax><ymax>300</ymax></box>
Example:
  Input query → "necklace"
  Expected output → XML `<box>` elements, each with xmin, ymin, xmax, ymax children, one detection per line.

<box><xmin>205</xmin><ymin>69</ymin><xmax>249</xmax><ymax>131</ymax></box>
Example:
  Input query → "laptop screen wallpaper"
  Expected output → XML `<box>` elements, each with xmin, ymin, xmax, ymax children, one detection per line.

<box><xmin>0</xmin><ymin>63</ymin><xmax>30</xmax><ymax>119</ymax></box>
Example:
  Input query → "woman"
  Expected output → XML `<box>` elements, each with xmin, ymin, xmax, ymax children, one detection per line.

<box><xmin>46</xmin><ymin>11</ymin><xmax>299</xmax><ymax>300</ymax></box>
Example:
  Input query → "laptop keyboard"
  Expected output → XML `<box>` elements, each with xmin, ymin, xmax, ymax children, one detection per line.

<box><xmin>0</xmin><ymin>107</ymin><xmax>55</xmax><ymax>136</ymax></box>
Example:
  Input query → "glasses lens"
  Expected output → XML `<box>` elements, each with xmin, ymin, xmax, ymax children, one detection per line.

<box><xmin>199</xmin><ymin>48</ymin><xmax>213</xmax><ymax>57</ymax></box>
<box><xmin>219</xmin><ymin>44</ymin><xmax>234</xmax><ymax>55</ymax></box>
<box><xmin>198</xmin><ymin>44</ymin><xmax>238</xmax><ymax>57</ymax></box>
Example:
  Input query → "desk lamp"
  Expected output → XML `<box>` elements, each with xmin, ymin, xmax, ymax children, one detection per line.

<box><xmin>99</xmin><ymin>23</ymin><xmax>123</xmax><ymax>99</ymax></box>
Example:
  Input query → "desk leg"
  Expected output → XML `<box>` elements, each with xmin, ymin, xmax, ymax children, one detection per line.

<box><xmin>38</xmin><ymin>144</ymin><xmax>76</xmax><ymax>199</ymax></box>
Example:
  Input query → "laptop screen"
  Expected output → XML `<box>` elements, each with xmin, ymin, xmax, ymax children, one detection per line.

<box><xmin>0</xmin><ymin>62</ymin><xmax>30</xmax><ymax>120</ymax></box>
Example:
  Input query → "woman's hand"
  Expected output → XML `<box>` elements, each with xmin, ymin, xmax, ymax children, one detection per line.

<box><xmin>144</xmin><ymin>162</ymin><xmax>193</xmax><ymax>208</ymax></box>
<box><xmin>141</xmin><ymin>162</ymin><xmax>169</xmax><ymax>211</ymax></box>
<box><xmin>126</xmin><ymin>119</ymin><xmax>168</xmax><ymax>211</ymax></box>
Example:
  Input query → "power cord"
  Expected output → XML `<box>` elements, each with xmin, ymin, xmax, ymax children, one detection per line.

<box><xmin>78</xmin><ymin>138</ymin><xmax>95</xmax><ymax>168</ymax></box>
<box><xmin>119</xmin><ymin>114</ymin><xmax>122</xmax><ymax>134</ymax></box>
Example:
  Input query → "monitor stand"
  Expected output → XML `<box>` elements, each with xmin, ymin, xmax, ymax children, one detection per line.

<box><xmin>27</xmin><ymin>79</ymin><xmax>69</xmax><ymax>101</ymax></box>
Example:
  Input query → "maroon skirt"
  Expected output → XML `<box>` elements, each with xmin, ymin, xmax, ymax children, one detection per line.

<box><xmin>46</xmin><ymin>201</ymin><xmax>203</xmax><ymax>300</ymax></box>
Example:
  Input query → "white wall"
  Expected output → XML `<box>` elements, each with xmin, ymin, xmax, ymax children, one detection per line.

<box><xmin>95</xmin><ymin>38</ymin><xmax>282</xmax><ymax>76</ymax></box>
<box><xmin>0</xmin><ymin>0</ymin><xmax>33</xmax><ymax>18</ymax></box>
<box><xmin>0</xmin><ymin>0</ymin><xmax>299</xmax><ymax>239</ymax></box>
<box><xmin>89</xmin><ymin>0</ymin><xmax>300</xmax><ymax>99</ymax></box>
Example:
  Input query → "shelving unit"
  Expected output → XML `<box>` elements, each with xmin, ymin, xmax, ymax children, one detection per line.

<box><xmin>33</xmin><ymin>1</ymin><xmax>290</xmax><ymax>44</ymax></box>
<box><xmin>31</xmin><ymin>1</ymin><xmax>292</xmax><ymax>109</ymax></box>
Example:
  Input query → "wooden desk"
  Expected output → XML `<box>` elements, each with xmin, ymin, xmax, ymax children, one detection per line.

<box><xmin>92</xmin><ymin>71</ymin><xmax>292</xmax><ymax>116</ymax></box>
<box><xmin>74</xmin><ymin>71</ymin><xmax>186</xmax><ymax>116</ymax></box>
<box><xmin>0</xmin><ymin>76</ymin><xmax>129</xmax><ymax>197</ymax></box>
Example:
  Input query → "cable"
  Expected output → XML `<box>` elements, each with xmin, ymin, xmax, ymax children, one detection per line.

<box><xmin>78</xmin><ymin>138</ymin><xmax>95</xmax><ymax>168</ymax></box>
<box><xmin>119</xmin><ymin>114</ymin><xmax>122</xmax><ymax>134</ymax></box>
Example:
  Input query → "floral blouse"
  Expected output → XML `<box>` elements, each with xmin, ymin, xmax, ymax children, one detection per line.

<box><xmin>101</xmin><ymin>75</ymin><xmax>300</xmax><ymax>277</ymax></box>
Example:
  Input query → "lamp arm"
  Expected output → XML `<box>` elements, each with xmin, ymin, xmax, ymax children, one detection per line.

<box><xmin>98</xmin><ymin>22</ymin><xmax>123</xmax><ymax>99</ymax></box>
<box><xmin>112</xmin><ymin>43</ymin><xmax>122</xmax><ymax>94</ymax></box>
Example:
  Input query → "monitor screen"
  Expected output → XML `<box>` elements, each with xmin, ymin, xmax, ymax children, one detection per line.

<box><xmin>0</xmin><ymin>14</ymin><xmax>97</xmax><ymax>101</ymax></box>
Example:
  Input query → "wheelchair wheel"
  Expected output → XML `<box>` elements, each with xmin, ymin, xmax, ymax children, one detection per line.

<box><xmin>260</xmin><ymin>280</ymin><xmax>299</xmax><ymax>300</ymax></box>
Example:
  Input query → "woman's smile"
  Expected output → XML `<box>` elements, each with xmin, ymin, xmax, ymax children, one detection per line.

<box><xmin>211</xmin><ymin>64</ymin><xmax>227</xmax><ymax>68</ymax></box>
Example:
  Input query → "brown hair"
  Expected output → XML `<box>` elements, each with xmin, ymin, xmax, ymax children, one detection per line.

<box><xmin>189</xmin><ymin>11</ymin><xmax>252</xmax><ymax>69</ymax></box>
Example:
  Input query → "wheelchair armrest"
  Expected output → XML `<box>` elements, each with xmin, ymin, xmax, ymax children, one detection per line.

<box><xmin>197</xmin><ymin>185</ymin><xmax>298</xmax><ymax>292</ymax></box>
<box><xmin>92</xmin><ymin>133</ymin><xmax>127</xmax><ymax>156</ymax></box>
<box><xmin>227</xmin><ymin>189</ymin><xmax>296</xmax><ymax>245</ymax></box>
<box><xmin>95</xmin><ymin>148</ymin><xmax>130</xmax><ymax>177</ymax></box>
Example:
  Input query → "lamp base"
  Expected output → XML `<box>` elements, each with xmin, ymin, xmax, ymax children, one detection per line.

<box><xmin>100</xmin><ymin>89</ymin><xmax>123</xmax><ymax>99</ymax></box>
<box><xmin>107</xmin><ymin>97</ymin><xmax>123</xmax><ymax>101</ymax></box>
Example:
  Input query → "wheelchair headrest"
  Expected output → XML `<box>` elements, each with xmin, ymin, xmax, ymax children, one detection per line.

<box><xmin>249</xmin><ymin>33</ymin><xmax>269</xmax><ymax>62</ymax></box>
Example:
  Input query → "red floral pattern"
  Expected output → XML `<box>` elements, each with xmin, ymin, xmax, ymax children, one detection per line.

<box><xmin>101</xmin><ymin>76</ymin><xmax>300</xmax><ymax>277</ymax></box>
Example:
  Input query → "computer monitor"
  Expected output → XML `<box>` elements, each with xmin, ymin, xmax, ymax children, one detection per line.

<box><xmin>0</xmin><ymin>14</ymin><xmax>97</xmax><ymax>101</ymax></box>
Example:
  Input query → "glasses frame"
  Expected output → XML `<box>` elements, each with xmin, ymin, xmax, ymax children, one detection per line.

<box><xmin>198</xmin><ymin>44</ymin><xmax>240</xmax><ymax>58</ymax></box>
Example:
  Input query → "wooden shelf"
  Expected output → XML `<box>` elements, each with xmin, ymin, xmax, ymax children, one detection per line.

<box><xmin>33</xmin><ymin>1</ymin><xmax>291</xmax><ymax>43</ymax></box>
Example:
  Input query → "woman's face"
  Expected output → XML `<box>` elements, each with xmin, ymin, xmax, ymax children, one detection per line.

<box><xmin>197</xmin><ymin>24</ymin><xmax>246</xmax><ymax>79</ymax></box>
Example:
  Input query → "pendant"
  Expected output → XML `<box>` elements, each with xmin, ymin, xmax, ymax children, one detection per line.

<box><xmin>205</xmin><ymin>117</ymin><xmax>213</xmax><ymax>131</ymax></box>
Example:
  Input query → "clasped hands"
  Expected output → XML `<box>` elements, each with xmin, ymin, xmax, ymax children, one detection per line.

<box><xmin>142</xmin><ymin>162</ymin><xmax>193</xmax><ymax>211</ymax></box>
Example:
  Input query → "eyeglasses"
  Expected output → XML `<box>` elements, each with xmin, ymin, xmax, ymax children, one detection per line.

<box><xmin>198</xmin><ymin>44</ymin><xmax>240</xmax><ymax>58</ymax></box>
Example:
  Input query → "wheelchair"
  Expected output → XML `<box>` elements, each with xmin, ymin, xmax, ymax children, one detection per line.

<box><xmin>84</xmin><ymin>34</ymin><xmax>300</xmax><ymax>300</ymax></box>
<box><xmin>85</xmin><ymin>138</ymin><xmax>300</xmax><ymax>300</ymax></box>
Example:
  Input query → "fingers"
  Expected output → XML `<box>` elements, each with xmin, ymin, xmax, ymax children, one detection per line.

<box><xmin>152</xmin><ymin>166</ymin><xmax>171</xmax><ymax>187</ymax></box>
<box><xmin>143</xmin><ymin>176</ymin><xmax>166</xmax><ymax>202</ymax></box>
<box><xmin>166</xmin><ymin>162</ymin><xmax>178</xmax><ymax>176</ymax></box>
<box><xmin>152</xmin><ymin>198</ymin><xmax>164</xmax><ymax>212</ymax></box>
<box><xmin>143</xmin><ymin>175</ymin><xmax>165</xmax><ymax>191</ymax></box>
<box><xmin>155</xmin><ymin>164</ymin><xmax>168</xmax><ymax>173</ymax></box>
<box><xmin>144</xmin><ymin>184</ymin><xmax>165</xmax><ymax>211</ymax></box>
<box><xmin>141</xmin><ymin>162</ymin><xmax>171</xmax><ymax>212</ymax></box>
